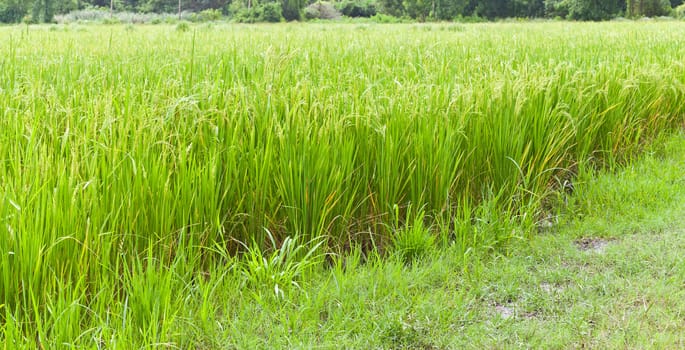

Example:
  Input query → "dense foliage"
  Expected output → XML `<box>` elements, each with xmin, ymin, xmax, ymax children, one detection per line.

<box><xmin>0</xmin><ymin>0</ymin><xmax>682</xmax><ymax>22</ymax></box>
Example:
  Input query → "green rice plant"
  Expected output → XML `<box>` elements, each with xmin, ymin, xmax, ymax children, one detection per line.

<box><xmin>119</xmin><ymin>252</ymin><xmax>185</xmax><ymax>345</ymax></box>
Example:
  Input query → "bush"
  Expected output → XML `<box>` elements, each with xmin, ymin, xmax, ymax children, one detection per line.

<box><xmin>304</xmin><ymin>2</ymin><xmax>341</xmax><ymax>20</ymax></box>
<box><xmin>233</xmin><ymin>3</ymin><xmax>284</xmax><ymax>23</ymax></box>
<box><xmin>262</xmin><ymin>2</ymin><xmax>285</xmax><ymax>22</ymax></box>
<box><xmin>53</xmin><ymin>9</ymin><xmax>188</xmax><ymax>24</ymax></box>
<box><xmin>304</xmin><ymin>5</ymin><xmax>320</xmax><ymax>19</ymax></box>
<box><xmin>176</xmin><ymin>21</ymin><xmax>191</xmax><ymax>31</ymax></box>
<box><xmin>53</xmin><ymin>8</ymin><xmax>109</xmax><ymax>23</ymax></box>
<box><xmin>232</xmin><ymin>8</ymin><xmax>257</xmax><ymax>23</ymax></box>
<box><xmin>676</xmin><ymin>3</ymin><xmax>685</xmax><ymax>17</ymax></box>
<box><xmin>102</xmin><ymin>17</ymin><xmax>122</xmax><ymax>24</ymax></box>
<box><xmin>190</xmin><ymin>8</ymin><xmax>223</xmax><ymax>22</ymax></box>
<box><xmin>337</xmin><ymin>0</ymin><xmax>377</xmax><ymax>17</ymax></box>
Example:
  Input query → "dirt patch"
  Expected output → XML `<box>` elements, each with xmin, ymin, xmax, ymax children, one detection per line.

<box><xmin>540</xmin><ymin>282</ymin><xmax>566</xmax><ymax>294</ymax></box>
<box><xmin>493</xmin><ymin>303</ymin><xmax>538</xmax><ymax>320</ymax></box>
<box><xmin>574</xmin><ymin>237</ymin><xmax>613</xmax><ymax>253</ymax></box>
<box><xmin>494</xmin><ymin>304</ymin><xmax>514</xmax><ymax>319</ymax></box>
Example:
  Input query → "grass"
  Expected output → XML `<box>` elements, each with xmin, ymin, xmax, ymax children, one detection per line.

<box><xmin>0</xmin><ymin>22</ymin><xmax>684</xmax><ymax>347</ymax></box>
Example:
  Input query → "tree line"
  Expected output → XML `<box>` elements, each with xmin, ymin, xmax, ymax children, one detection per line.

<box><xmin>0</xmin><ymin>0</ymin><xmax>682</xmax><ymax>23</ymax></box>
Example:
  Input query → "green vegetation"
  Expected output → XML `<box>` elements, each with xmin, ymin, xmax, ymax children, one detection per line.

<box><xmin>0</xmin><ymin>22</ymin><xmax>684</xmax><ymax>347</ymax></box>
<box><xmin>1</xmin><ymin>0</ymin><xmax>684</xmax><ymax>24</ymax></box>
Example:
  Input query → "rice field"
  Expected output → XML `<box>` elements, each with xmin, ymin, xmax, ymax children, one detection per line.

<box><xmin>1</xmin><ymin>22</ymin><xmax>684</xmax><ymax>346</ymax></box>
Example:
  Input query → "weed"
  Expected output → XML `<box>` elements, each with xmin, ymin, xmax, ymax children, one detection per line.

<box><xmin>391</xmin><ymin>206</ymin><xmax>436</xmax><ymax>264</ymax></box>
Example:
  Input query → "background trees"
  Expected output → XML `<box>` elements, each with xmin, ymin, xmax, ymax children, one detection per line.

<box><xmin>565</xmin><ymin>0</ymin><xmax>625</xmax><ymax>20</ymax></box>
<box><xmin>627</xmin><ymin>0</ymin><xmax>672</xmax><ymax>17</ymax></box>
<box><xmin>0</xmin><ymin>0</ymin><xmax>678</xmax><ymax>23</ymax></box>
<box><xmin>0</xmin><ymin>0</ymin><xmax>30</xmax><ymax>22</ymax></box>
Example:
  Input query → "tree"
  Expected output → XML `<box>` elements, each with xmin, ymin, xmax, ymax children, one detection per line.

<box><xmin>627</xmin><ymin>0</ymin><xmax>671</xmax><ymax>17</ymax></box>
<box><xmin>475</xmin><ymin>0</ymin><xmax>514</xmax><ymax>19</ymax></box>
<box><xmin>139</xmin><ymin>0</ymin><xmax>178</xmax><ymax>12</ymax></box>
<box><xmin>280</xmin><ymin>0</ymin><xmax>303</xmax><ymax>20</ymax></box>
<box><xmin>32</xmin><ymin>0</ymin><xmax>55</xmax><ymax>22</ymax></box>
<box><xmin>401</xmin><ymin>0</ymin><xmax>467</xmax><ymax>20</ymax></box>
<box><xmin>543</xmin><ymin>0</ymin><xmax>625</xmax><ymax>20</ymax></box>
<box><xmin>0</xmin><ymin>0</ymin><xmax>30</xmax><ymax>22</ymax></box>
<box><xmin>544</xmin><ymin>0</ymin><xmax>569</xmax><ymax>18</ymax></box>
<box><xmin>403</xmin><ymin>0</ymin><xmax>431</xmax><ymax>20</ymax></box>
<box><xmin>378</xmin><ymin>0</ymin><xmax>405</xmax><ymax>17</ymax></box>
<box><xmin>566</xmin><ymin>0</ymin><xmax>623</xmax><ymax>20</ymax></box>
<box><xmin>432</xmin><ymin>0</ymin><xmax>469</xmax><ymax>19</ymax></box>
<box><xmin>512</xmin><ymin>0</ymin><xmax>544</xmax><ymax>17</ymax></box>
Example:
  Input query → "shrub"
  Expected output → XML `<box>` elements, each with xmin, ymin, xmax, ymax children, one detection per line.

<box><xmin>53</xmin><ymin>9</ymin><xmax>195</xmax><ymax>24</ymax></box>
<box><xmin>337</xmin><ymin>0</ymin><xmax>377</xmax><ymax>17</ymax></box>
<box><xmin>53</xmin><ymin>8</ymin><xmax>109</xmax><ymax>23</ymax></box>
<box><xmin>304</xmin><ymin>5</ymin><xmax>320</xmax><ymax>19</ymax></box>
<box><xmin>674</xmin><ymin>2</ymin><xmax>685</xmax><ymax>16</ymax></box>
<box><xmin>232</xmin><ymin>7</ymin><xmax>257</xmax><ymax>23</ymax></box>
<box><xmin>227</xmin><ymin>1</ymin><xmax>245</xmax><ymax>17</ymax></box>
<box><xmin>102</xmin><ymin>17</ymin><xmax>122</xmax><ymax>25</ymax></box>
<box><xmin>304</xmin><ymin>2</ymin><xmax>341</xmax><ymax>20</ymax></box>
<box><xmin>262</xmin><ymin>2</ymin><xmax>285</xmax><ymax>22</ymax></box>
<box><xmin>176</xmin><ymin>21</ymin><xmax>191</xmax><ymax>32</ymax></box>
<box><xmin>233</xmin><ymin>3</ymin><xmax>284</xmax><ymax>23</ymax></box>
<box><xmin>201</xmin><ymin>8</ymin><xmax>223</xmax><ymax>21</ymax></box>
<box><xmin>190</xmin><ymin>8</ymin><xmax>223</xmax><ymax>22</ymax></box>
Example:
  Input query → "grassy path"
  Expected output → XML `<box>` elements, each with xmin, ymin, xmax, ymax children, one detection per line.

<box><xmin>454</xmin><ymin>133</ymin><xmax>685</xmax><ymax>349</ymax></box>
<box><xmin>189</xmin><ymin>133</ymin><xmax>685</xmax><ymax>349</ymax></box>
